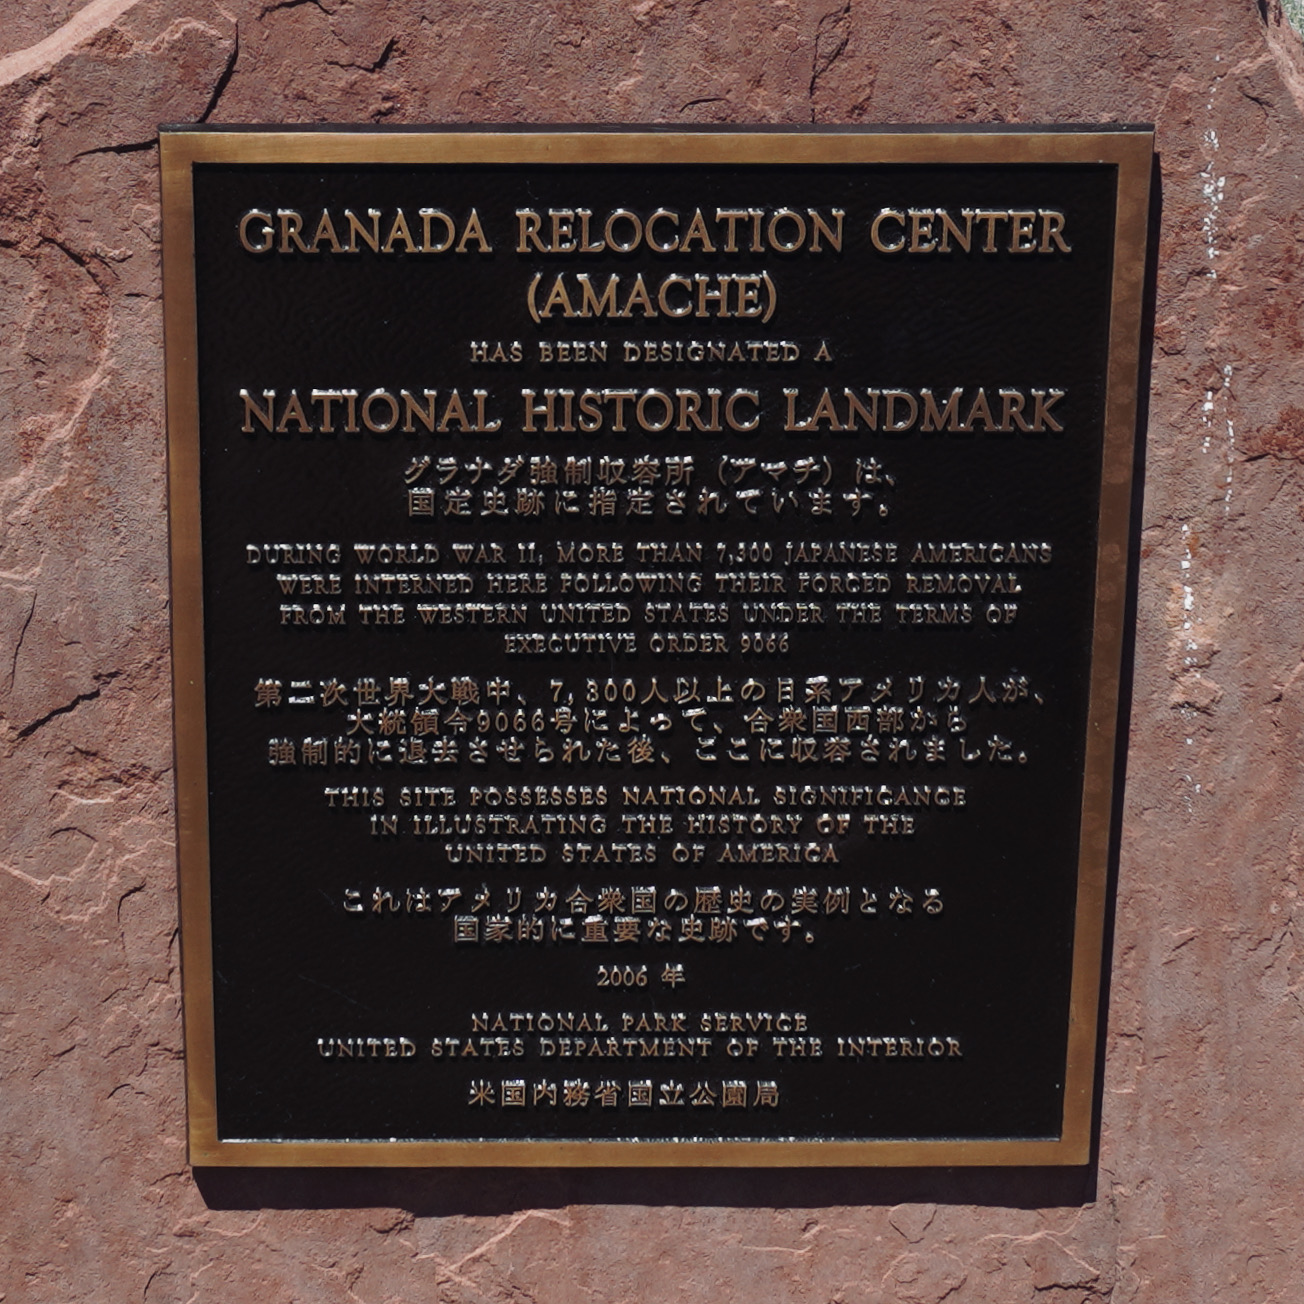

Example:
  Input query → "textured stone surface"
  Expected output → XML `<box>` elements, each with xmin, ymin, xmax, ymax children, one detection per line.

<box><xmin>2</xmin><ymin>1</ymin><xmax>1303</xmax><ymax>1300</ymax></box>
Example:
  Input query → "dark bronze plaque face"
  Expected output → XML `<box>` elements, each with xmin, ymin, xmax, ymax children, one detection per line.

<box><xmin>162</xmin><ymin>128</ymin><xmax>1151</xmax><ymax>1166</ymax></box>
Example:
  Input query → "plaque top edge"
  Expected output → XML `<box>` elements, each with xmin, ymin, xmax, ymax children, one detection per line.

<box><xmin>158</xmin><ymin>125</ymin><xmax>1155</xmax><ymax>170</ymax></box>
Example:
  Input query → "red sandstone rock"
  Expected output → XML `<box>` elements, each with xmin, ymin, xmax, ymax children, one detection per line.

<box><xmin>2</xmin><ymin>2</ymin><xmax>1304</xmax><ymax>1302</ymax></box>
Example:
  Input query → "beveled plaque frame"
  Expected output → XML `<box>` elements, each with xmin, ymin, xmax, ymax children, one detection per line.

<box><xmin>162</xmin><ymin>126</ymin><xmax>1151</xmax><ymax>1167</ymax></box>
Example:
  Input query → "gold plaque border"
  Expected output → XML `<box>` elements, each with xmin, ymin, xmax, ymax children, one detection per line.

<box><xmin>161</xmin><ymin>127</ymin><xmax>1152</xmax><ymax>1168</ymax></box>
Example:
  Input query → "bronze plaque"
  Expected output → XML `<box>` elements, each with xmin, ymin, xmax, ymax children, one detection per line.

<box><xmin>162</xmin><ymin>127</ymin><xmax>1151</xmax><ymax>1166</ymax></box>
